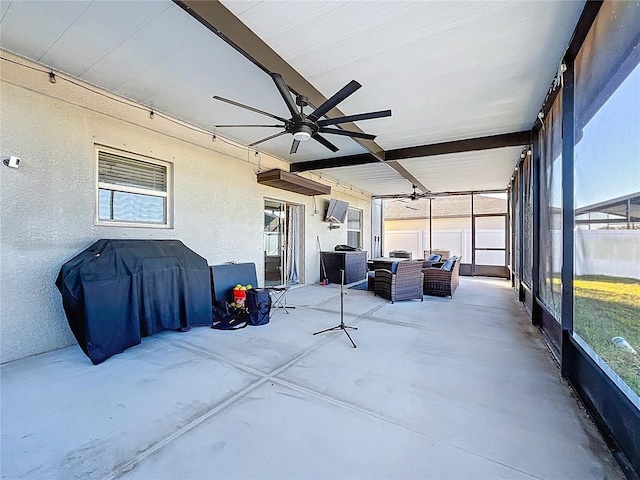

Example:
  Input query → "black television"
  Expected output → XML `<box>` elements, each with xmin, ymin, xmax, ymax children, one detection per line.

<box><xmin>325</xmin><ymin>199</ymin><xmax>349</xmax><ymax>223</ymax></box>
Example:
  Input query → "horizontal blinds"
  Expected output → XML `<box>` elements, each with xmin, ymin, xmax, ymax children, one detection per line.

<box><xmin>347</xmin><ymin>208</ymin><xmax>361</xmax><ymax>230</ymax></box>
<box><xmin>98</xmin><ymin>151</ymin><xmax>167</xmax><ymax>192</ymax></box>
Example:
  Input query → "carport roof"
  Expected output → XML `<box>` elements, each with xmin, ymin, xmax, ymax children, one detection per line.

<box><xmin>576</xmin><ymin>192</ymin><xmax>640</xmax><ymax>222</ymax></box>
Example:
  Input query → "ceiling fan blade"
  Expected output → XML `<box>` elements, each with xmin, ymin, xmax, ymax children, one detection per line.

<box><xmin>319</xmin><ymin>127</ymin><xmax>376</xmax><ymax>140</ymax></box>
<box><xmin>249</xmin><ymin>131</ymin><xmax>287</xmax><ymax>147</ymax></box>
<box><xmin>311</xmin><ymin>133</ymin><xmax>339</xmax><ymax>153</ymax></box>
<box><xmin>308</xmin><ymin>80</ymin><xmax>361</xmax><ymax>121</ymax></box>
<box><xmin>213</xmin><ymin>96</ymin><xmax>289</xmax><ymax>123</ymax></box>
<box><xmin>290</xmin><ymin>139</ymin><xmax>300</xmax><ymax>154</ymax></box>
<box><xmin>317</xmin><ymin>110</ymin><xmax>392</xmax><ymax>127</ymax></box>
<box><xmin>271</xmin><ymin>73</ymin><xmax>300</xmax><ymax>118</ymax></box>
<box><xmin>214</xmin><ymin>124</ymin><xmax>284</xmax><ymax>128</ymax></box>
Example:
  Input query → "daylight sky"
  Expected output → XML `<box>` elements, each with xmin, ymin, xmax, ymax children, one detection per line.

<box><xmin>574</xmin><ymin>63</ymin><xmax>640</xmax><ymax>208</ymax></box>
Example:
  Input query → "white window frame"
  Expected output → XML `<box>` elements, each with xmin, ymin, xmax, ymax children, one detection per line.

<box><xmin>95</xmin><ymin>146</ymin><xmax>173</xmax><ymax>228</ymax></box>
<box><xmin>347</xmin><ymin>207</ymin><xmax>363</xmax><ymax>248</ymax></box>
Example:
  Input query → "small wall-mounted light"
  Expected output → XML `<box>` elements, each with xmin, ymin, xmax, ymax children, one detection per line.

<box><xmin>3</xmin><ymin>156</ymin><xmax>20</xmax><ymax>169</ymax></box>
<box><xmin>527</xmin><ymin>149</ymin><xmax>532</xmax><ymax>156</ymax></box>
<box><xmin>49</xmin><ymin>71</ymin><xmax>56</xmax><ymax>84</ymax></box>
<box><xmin>149</xmin><ymin>110</ymin><xmax>155</xmax><ymax>119</ymax></box>
<box><xmin>329</xmin><ymin>223</ymin><xmax>341</xmax><ymax>230</ymax></box>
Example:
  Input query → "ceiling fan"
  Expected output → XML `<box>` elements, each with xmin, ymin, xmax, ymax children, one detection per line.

<box><xmin>213</xmin><ymin>72</ymin><xmax>391</xmax><ymax>154</ymax></box>
<box><xmin>388</xmin><ymin>186</ymin><xmax>430</xmax><ymax>210</ymax></box>
<box><xmin>406</xmin><ymin>185</ymin><xmax>430</xmax><ymax>201</ymax></box>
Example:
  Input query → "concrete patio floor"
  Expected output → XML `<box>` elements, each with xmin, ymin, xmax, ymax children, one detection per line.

<box><xmin>1</xmin><ymin>277</ymin><xmax>623</xmax><ymax>479</ymax></box>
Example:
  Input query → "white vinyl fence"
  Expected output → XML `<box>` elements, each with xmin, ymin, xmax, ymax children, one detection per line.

<box><xmin>576</xmin><ymin>230</ymin><xmax>640</xmax><ymax>279</ymax></box>
<box><xmin>385</xmin><ymin>229</ymin><xmax>639</xmax><ymax>279</ymax></box>
<box><xmin>385</xmin><ymin>229</ymin><xmax>506</xmax><ymax>265</ymax></box>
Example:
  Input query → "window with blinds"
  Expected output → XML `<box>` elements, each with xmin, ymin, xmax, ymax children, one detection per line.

<box><xmin>96</xmin><ymin>148</ymin><xmax>171</xmax><ymax>226</ymax></box>
<box><xmin>346</xmin><ymin>207</ymin><xmax>362</xmax><ymax>248</ymax></box>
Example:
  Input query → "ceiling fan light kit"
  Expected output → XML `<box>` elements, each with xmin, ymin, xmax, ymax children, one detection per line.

<box><xmin>213</xmin><ymin>72</ymin><xmax>391</xmax><ymax>154</ymax></box>
<box><xmin>292</xmin><ymin>125</ymin><xmax>312</xmax><ymax>142</ymax></box>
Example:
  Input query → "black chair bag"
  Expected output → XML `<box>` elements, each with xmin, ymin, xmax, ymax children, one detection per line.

<box><xmin>245</xmin><ymin>289</ymin><xmax>271</xmax><ymax>326</ymax></box>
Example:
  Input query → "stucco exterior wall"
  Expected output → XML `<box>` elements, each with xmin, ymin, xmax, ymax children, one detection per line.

<box><xmin>0</xmin><ymin>55</ymin><xmax>371</xmax><ymax>363</ymax></box>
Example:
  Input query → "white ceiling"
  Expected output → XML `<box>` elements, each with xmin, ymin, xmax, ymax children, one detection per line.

<box><xmin>397</xmin><ymin>147</ymin><xmax>525</xmax><ymax>194</ymax></box>
<box><xmin>222</xmin><ymin>0</ymin><xmax>583</xmax><ymax>148</ymax></box>
<box><xmin>315</xmin><ymin>162</ymin><xmax>416</xmax><ymax>197</ymax></box>
<box><xmin>0</xmin><ymin>0</ymin><xmax>586</xmax><ymax>196</ymax></box>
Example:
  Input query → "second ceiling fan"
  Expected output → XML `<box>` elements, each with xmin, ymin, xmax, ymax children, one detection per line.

<box><xmin>213</xmin><ymin>72</ymin><xmax>391</xmax><ymax>154</ymax></box>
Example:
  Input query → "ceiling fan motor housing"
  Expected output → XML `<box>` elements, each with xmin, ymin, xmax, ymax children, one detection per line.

<box><xmin>288</xmin><ymin>117</ymin><xmax>317</xmax><ymax>142</ymax></box>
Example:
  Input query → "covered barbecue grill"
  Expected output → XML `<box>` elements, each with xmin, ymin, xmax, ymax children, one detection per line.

<box><xmin>56</xmin><ymin>239</ymin><xmax>211</xmax><ymax>364</ymax></box>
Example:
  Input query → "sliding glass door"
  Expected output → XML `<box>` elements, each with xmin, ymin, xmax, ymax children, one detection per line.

<box><xmin>264</xmin><ymin>199</ymin><xmax>304</xmax><ymax>287</ymax></box>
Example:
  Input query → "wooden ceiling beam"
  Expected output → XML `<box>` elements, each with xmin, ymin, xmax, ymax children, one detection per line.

<box><xmin>384</xmin><ymin>131</ymin><xmax>532</xmax><ymax>161</ymax></box>
<box><xmin>291</xmin><ymin>130</ymin><xmax>532</xmax><ymax>172</ymax></box>
<box><xmin>289</xmin><ymin>154</ymin><xmax>379</xmax><ymax>173</ymax></box>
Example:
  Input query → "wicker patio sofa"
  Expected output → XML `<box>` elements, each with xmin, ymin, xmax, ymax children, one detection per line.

<box><xmin>374</xmin><ymin>260</ymin><xmax>424</xmax><ymax>303</ymax></box>
<box><xmin>422</xmin><ymin>256</ymin><xmax>460</xmax><ymax>298</ymax></box>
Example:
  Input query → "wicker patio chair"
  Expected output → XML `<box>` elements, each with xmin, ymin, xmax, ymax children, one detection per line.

<box><xmin>422</xmin><ymin>256</ymin><xmax>460</xmax><ymax>298</ymax></box>
<box><xmin>374</xmin><ymin>260</ymin><xmax>424</xmax><ymax>303</ymax></box>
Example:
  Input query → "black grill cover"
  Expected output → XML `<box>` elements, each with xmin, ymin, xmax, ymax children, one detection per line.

<box><xmin>56</xmin><ymin>239</ymin><xmax>212</xmax><ymax>364</ymax></box>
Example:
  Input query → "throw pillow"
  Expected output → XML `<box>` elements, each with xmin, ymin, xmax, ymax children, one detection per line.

<box><xmin>441</xmin><ymin>256</ymin><xmax>456</xmax><ymax>272</ymax></box>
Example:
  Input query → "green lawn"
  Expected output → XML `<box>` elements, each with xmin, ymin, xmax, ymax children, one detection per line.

<box><xmin>574</xmin><ymin>275</ymin><xmax>640</xmax><ymax>396</ymax></box>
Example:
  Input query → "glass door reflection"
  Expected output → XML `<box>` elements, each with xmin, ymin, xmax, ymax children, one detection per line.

<box><xmin>264</xmin><ymin>200</ymin><xmax>285</xmax><ymax>286</ymax></box>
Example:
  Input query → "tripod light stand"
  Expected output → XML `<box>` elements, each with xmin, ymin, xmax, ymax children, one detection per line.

<box><xmin>313</xmin><ymin>269</ymin><xmax>357</xmax><ymax>348</ymax></box>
